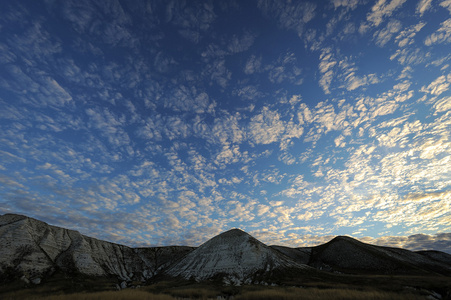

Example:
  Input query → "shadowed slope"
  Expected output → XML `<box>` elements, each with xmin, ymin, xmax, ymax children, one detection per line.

<box><xmin>308</xmin><ymin>236</ymin><xmax>451</xmax><ymax>275</ymax></box>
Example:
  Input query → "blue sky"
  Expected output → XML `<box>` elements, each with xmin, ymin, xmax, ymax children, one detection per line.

<box><xmin>0</xmin><ymin>0</ymin><xmax>450</xmax><ymax>253</ymax></box>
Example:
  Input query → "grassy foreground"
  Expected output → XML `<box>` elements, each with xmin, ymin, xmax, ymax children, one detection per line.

<box><xmin>1</xmin><ymin>272</ymin><xmax>449</xmax><ymax>299</ymax></box>
<box><xmin>0</xmin><ymin>285</ymin><xmax>435</xmax><ymax>300</ymax></box>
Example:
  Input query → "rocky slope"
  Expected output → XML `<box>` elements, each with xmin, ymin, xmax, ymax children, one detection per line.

<box><xmin>0</xmin><ymin>214</ymin><xmax>193</xmax><ymax>283</ymax></box>
<box><xmin>304</xmin><ymin>236</ymin><xmax>451</xmax><ymax>275</ymax></box>
<box><xmin>165</xmin><ymin>228</ymin><xmax>309</xmax><ymax>283</ymax></box>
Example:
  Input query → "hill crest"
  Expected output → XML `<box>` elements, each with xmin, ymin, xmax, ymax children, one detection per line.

<box><xmin>165</xmin><ymin>225</ymin><xmax>308</xmax><ymax>282</ymax></box>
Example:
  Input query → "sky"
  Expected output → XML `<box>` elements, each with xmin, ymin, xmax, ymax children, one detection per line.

<box><xmin>0</xmin><ymin>0</ymin><xmax>450</xmax><ymax>253</ymax></box>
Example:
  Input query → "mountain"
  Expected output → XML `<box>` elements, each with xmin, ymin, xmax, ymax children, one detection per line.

<box><xmin>165</xmin><ymin>228</ymin><xmax>309</xmax><ymax>283</ymax></box>
<box><xmin>0</xmin><ymin>214</ymin><xmax>193</xmax><ymax>284</ymax></box>
<box><xmin>270</xmin><ymin>245</ymin><xmax>311</xmax><ymax>264</ymax></box>
<box><xmin>305</xmin><ymin>236</ymin><xmax>451</xmax><ymax>275</ymax></box>
<box><xmin>1</xmin><ymin>213</ymin><xmax>450</xmax><ymax>287</ymax></box>
<box><xmin>415</xmin><ymin>250</ymin><xmax>451</xmax><ymax>266</ymax></box>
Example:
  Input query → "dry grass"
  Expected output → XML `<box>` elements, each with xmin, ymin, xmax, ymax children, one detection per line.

<box><xmin>2</xmin><ymin>274</ymin><xmax>446</xmax><ymax>300</ymax></box>
<box><xmin>235</xmin><ymin>287</ymin><xmax>427</xmax><ymax>300</ymax></box>
<box><xmin>0</xmin><ymin>286</ymin><xmax>431</xmax><ymax>300</ymax></box>
<box><xmin>2</xmin><ymin>289</ymin><xmax>176</xmax><ymax>300</ymax></box>
<box><xmin>167</xmin><ymin>287</ymin><xmax>218</xmax><ymax>299</ymax></box>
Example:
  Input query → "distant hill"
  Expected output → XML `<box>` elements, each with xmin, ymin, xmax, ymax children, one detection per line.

<box><xmin>305</xmin><ymin>236</ymin><xmax>451</xmax><ymax>275</ymax></box>
<box><xmin>1</xmin><ymin>213</ymin><xmax>450</xmax><ymax>288</ymax></box>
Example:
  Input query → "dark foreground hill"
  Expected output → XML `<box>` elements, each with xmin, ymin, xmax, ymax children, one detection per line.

<box><xmin>275</xmin><ymin>235</ymin><xmax>451</xmax><ymax>276</ymax></box>
<box><xmin>309</xmin><ymin>236</ymin><xmax>451</xmax><ymax>275</ymax></box>
<box><xmin>1</xmin><ymin>213</ymin><xmax>450</xmax><ymax>295</ymax></box>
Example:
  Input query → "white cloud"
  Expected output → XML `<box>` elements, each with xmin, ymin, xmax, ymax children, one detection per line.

<box><xmin>167</xmin><ymin>86</ymin><xmax>214</xmax><ymax>114</ymax></box>
<box><xmin>11</xmin><ymin>20</ymin><xmax>62</xmax><ymax>58</ymax></box>
<box><xmin>417</xmin><ymin>0</ymin><xmax>433</xmax><ymax>15</ymax></box>
<box><xmin>395</xmin><ymin>22</ymin><xmax>426</xmax><ymax>47</ymax></box>
<box><xmin>267</xmin><ymin>52</ymin><xmax>303</xmax><ymax>85</ymax></box>
<box><xmin>153</xmin><ymin>51</ymin><xmax>177</xmax><ymax>73</ymax></box>
<box><xmin>270</xmin><ymin>200</ymin><xmax>284</xmax><ymax>207</ymax></box>
<box><xmin>331</xmin><ymin>0</ymin><xmax>359</xmax><ymax>10</ymax></box>
<box><xmin>178</xmin><ymin>29</ymin><xmax>200</xmax><ymax>43</ymax></box>
<box><xmin>420</xmin><ymin>74</ymin><xmax>451</xmax><ymax>95</ymax></box>
<box><xmin>211</xmin><ymin>113</ymin><xmax>246</xmax><ymax>145</ymax></box>
<box><xmin>202</xmin><ymin>59</ymin><xmax>232</xmax><ymax>88</ymax></box>
<box><xmin>425</xmin><ymin>19</ymin><xmax>451</xmax><ymax>46</ymax></box>
<box><xmin>433</xmin><ymin>96</ymin><xmax>451</xmax><ymax>113</ymax></box>
<box><xmin>256</xmin><ymin>205</ymin><xmax>270</xmax><ymax>216</ymax></box>
<box><xmin>85</xmin><ymin>107</ymin><xmax>131</xmax><ymax>147</ymax></box>
<box><xmin>215</xmin><ymin>145</ymin><xmax>244</xmax><ymax>166</ymax></box>
<box><xmin>312</xmin><ymin>100</ymin><xmax>355</xmax><ymax>134</ymax></box>
<box><xmin>390</xmin><ymin>47</ymin><xmax>427</xmax><ymax>65</ymax></box>
<box><xmin>65</xmin><ymin>0</ymin><xmax>137</xmax><ymax>47</ymax></box>
<box><xmin>372</xmin><ymin>191</ymin><xmax>450</xmax><ymax>230</ymax></box>
<box><xmin>248</xmin><ymin>105</ymin><xmax>304</xmax><ymax>149</ymax></box>
<box><xmin>338</xmin><ymin>58</ymin><xmax>380</xmax><ymax>91</ymax></box>
<box><xmin>136</xmin><ymin>116</ymin><xmax>163</xmax><ymax>141</ymax></box>
<box><xmin>373</xmin><ymin>19</ymin><xmax>402</xmax><ymax>46</ymax></box>
<box><xmin>334</xmin><ymin>135</ymin><xmax>346</xmax><ymax>147</ymax></box>
<box><xmin>249</xmin><ymin>107</ymin><xmax>285</xmax><ymax>145</ymax></box>
<box><xmin>244</xmin><ymin>55</ymin><xmax>263</xmax><ymax>74</ymax></box>
<box><xmin>163</xmin><ymin>116</ymin><xmax>190</xmax><ymax>140</ymax></box>
<box><xmin>0</xmin><ymin>63</ymin><xmax>74</xmax><ymax>108</ymax></box>
<box><xmin>366</xmin><ymin>0</ymin><xmax>407</xmax><ymax>28</ymax></box>
<box><xmin>235</xmin><ymin>85</ymin><xmax>263</xmax><ymax>100</ymax></box>
<box><xmin>278</xmin><ymin>152</ymin><xmax>296</xmax><ymax>165</ymax></box>
<box><xmin>228</xmin><ymin>31</ymin><xmax>256</xmax><ymax>53</ymax></box>
<box><xmin>318</xmin><ymin>48</ymin><xmax>337</xmax><ymax>94</ymax></box>
<box><xmin>297</xmin><ymin>103</ymin><xmax>313</xmax><ymax>125</ymax></box>
<box><xmin>440</xmin><ymin>0</ymin><xmax>451</xmax><ymax>13</ymax></box>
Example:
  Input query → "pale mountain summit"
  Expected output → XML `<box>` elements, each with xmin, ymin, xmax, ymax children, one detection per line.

<box><xmin>165</xmin><ymin>228</ymin><xmax>308</xmax><ymax>282</ymax></box>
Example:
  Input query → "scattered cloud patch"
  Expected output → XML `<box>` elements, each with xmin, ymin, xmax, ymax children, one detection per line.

<box><xmin>424</xmin><ymin>19</ymin><xmax>451</xmax><ymax>46</ymax></box>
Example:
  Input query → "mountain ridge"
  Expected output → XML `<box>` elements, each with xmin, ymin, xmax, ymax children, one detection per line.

<box><xmin>307</xmin><ymin>234</ymin><xmax>451</xmax><ymax>275</ymax></box>
<box><xmin>1</xmin><ymin>213</ymin><xmax>450</xmax><ymax>287</ymax></box>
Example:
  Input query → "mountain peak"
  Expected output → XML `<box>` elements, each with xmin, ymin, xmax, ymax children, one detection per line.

<box><xmin>330</xmin><ymin>235</ymin><xmax>359</xmax><ymax>243</ymax></box>
<box><xmin>217</xmin><ymin>228</ymin><xmax>248</xmax><ymax>238</ymax></box>
<box><xmin>166</xmin><ymin>228</ymin><xmax>306</xmax><ymax>281</ymax></box>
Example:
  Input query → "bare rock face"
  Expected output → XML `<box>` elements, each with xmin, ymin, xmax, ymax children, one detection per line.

<box><xmin>165</xmin><ymin>228</ymin><xmax>308</xmax><ymax>281</ymax></box>
<box><xmin>0</xmin><ymin>214</ymin><xmax>56</xmax><ymax>278</ymax></box>
<box><xmin>0</xmin><ymin>214</ymin><xmax>193</xmax><ymax>282</ymax></box>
